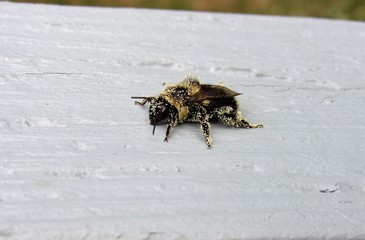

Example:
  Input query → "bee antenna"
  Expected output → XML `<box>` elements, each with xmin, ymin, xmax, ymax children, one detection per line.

<box><xmin>131</xmin><ymin>96</ymin><xmax>153</xmax><ymax>100</ymax></box>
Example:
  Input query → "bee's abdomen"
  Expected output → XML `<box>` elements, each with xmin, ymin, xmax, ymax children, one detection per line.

<box><xmin>206</xmin><ymin>98</ymin><xmax>240</xmax><ymax>121</ymax></box>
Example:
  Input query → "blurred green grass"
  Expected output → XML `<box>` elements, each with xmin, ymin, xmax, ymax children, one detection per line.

<box><xmin>10</xmin><ymin>0</ymin><xmax>365</xmax><ymax>21</ymax></box>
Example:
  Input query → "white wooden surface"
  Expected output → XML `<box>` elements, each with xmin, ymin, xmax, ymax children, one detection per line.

<box><xmin>1</xmin><ymin>2</ymin><xmax>365</xmax><ymax>239</ymax></box>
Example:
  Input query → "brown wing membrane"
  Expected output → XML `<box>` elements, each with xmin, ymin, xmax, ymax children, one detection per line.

<box><xmin>188</xmin><ymin>84</ymin><xmax>241</xmax><ymax>106</ymax></box>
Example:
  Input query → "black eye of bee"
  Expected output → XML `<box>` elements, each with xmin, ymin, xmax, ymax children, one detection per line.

<box><xmin>149</xmin><ymin>99</ymin><xmax>172</xmax><ymax>135</ymax></box>
<box><xmin>149</xmin><ymin>99</ymin><xmax>170</xmax><ymax>125</ymax></box>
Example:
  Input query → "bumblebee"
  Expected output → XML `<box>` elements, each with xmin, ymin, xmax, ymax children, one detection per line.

<box><xmin>132</xmin><ymin>74</ymin><xmax>263</xmax><ymax>148</ymax></box>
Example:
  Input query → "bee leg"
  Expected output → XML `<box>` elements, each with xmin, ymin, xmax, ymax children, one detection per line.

<box><xmin>190</xmin><ymin>104</ymin><xmax>212</xmax><ymax>148</ymax></box>
<box><xmin>164</xmin><ymin>124</ymin><xmax>172</xmax><ymax>142</ymax></box>
<box><xmin>132</xmin><ymin>97</ymin><xmax>156</xmax><ymax>105</ymax></box>
<box><xmin>134</xmin><ymin>100</ymin><xmax>147</xmax><ymax>105</ymax></box>
<box><xmin>201</xmin><ymin>120</ymin><xmax>212</xmax><ymax>148</ymax></box>
<box><xmin>134</xmin><ymin>99</ymin><xmax>147</xmax><ymax>105</ymax></box>
<box><xmin>164</xmin><ymin>113</ymin><xmax>178</xmax><ymax>142</ymax></box>
<box><xmin>235</xmin><ymin>115</ymin><xmax>263</xmax><ymax>128</ymax></box>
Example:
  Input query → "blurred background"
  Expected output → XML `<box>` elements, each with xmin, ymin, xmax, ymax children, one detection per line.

<box><xmin>9</xmin><ymin>0</ymin><xmax>365</xmax><ymax>21</ymax></box>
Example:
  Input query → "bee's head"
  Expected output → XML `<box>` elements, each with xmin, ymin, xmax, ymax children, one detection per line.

<box><xmin>149</xmin><ymin>97</ymin><xmax>173</xmax><ymax>134</ymax></box>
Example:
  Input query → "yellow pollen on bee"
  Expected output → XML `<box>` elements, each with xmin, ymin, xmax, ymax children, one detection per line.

<box><xmin>200</xmin><ymin>100</ymin><xmax>210</xmax><ymax>106</ymax></box>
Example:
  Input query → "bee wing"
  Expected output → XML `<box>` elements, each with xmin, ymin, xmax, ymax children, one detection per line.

<box><xmin>188</xmin><ymin>84</ymin><xmax>241</xmax><ymax>107</ymax></box>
